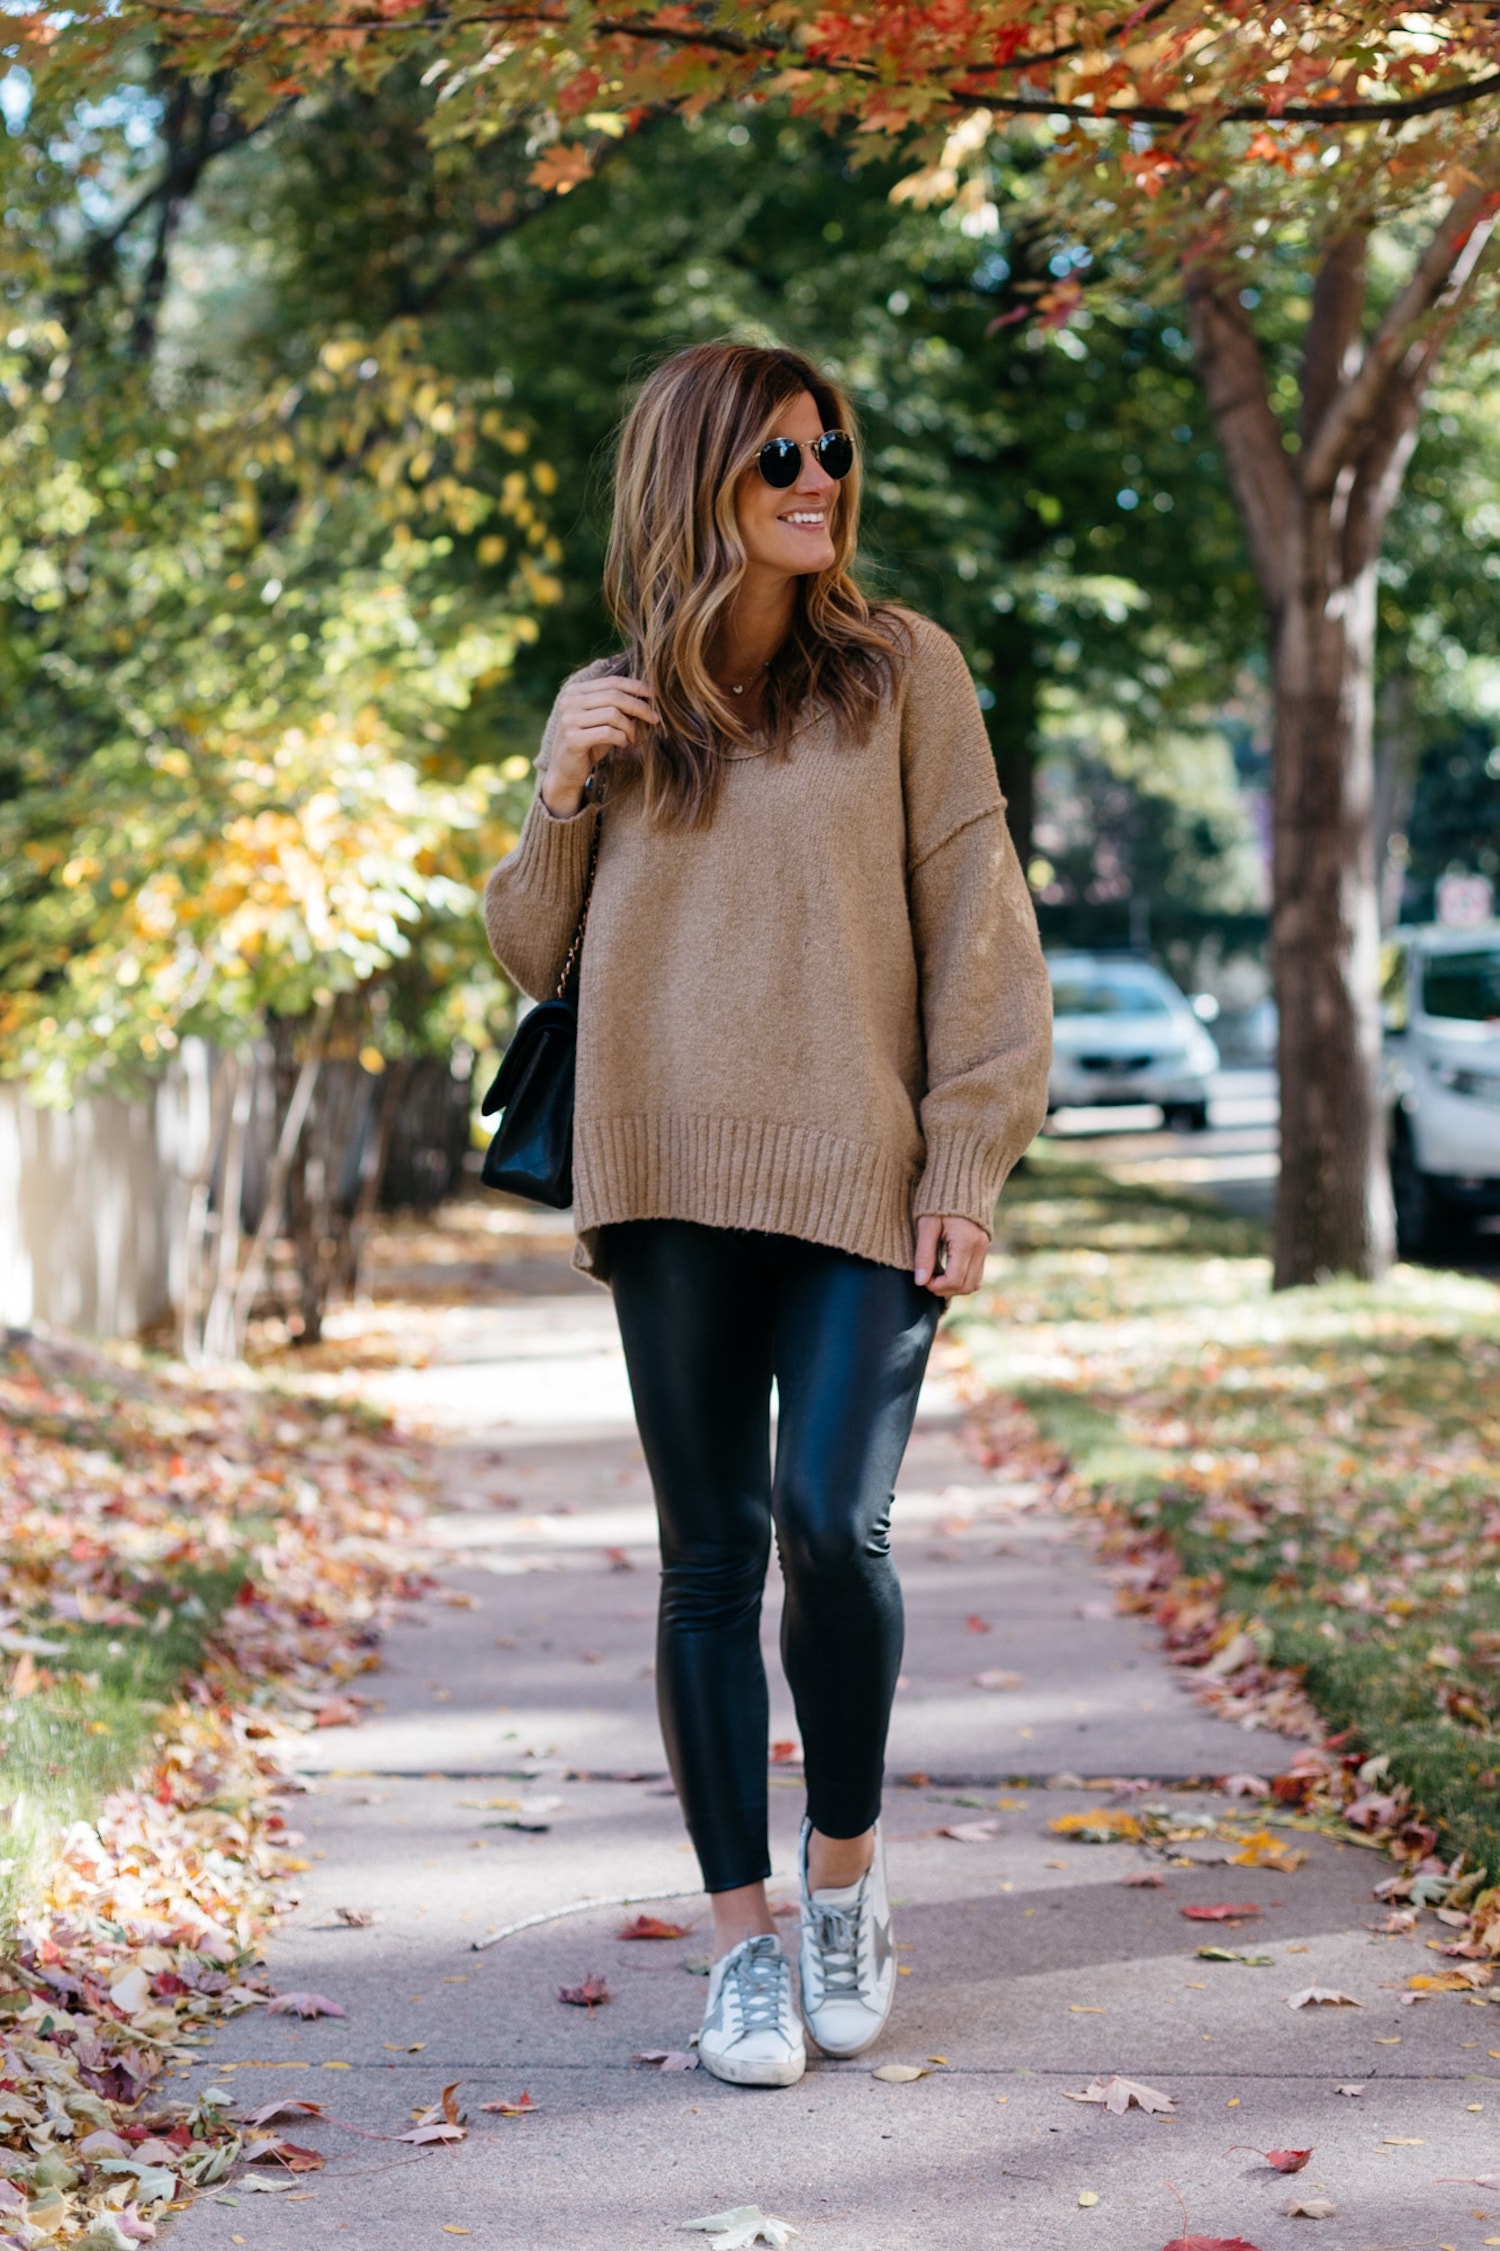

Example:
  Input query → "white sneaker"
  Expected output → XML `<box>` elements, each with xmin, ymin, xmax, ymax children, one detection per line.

<box><xmin>698</xmin><ymin>1934</ymin><xmax>806</xmax><ymax>2088</ymax></box>
<box><xmin>797</xmin><ymin>1818</ymin><xmax>896</xmax><ymax>2057</ymax></box>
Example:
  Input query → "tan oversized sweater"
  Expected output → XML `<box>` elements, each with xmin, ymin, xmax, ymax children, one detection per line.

<box><xmin>483</xmin><ymin>611</ymin><xmax>1052</xmax><ymax>1279</ymax></box>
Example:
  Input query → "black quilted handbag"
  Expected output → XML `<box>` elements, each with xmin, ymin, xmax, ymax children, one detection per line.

<box><xmin>479</xmin><ymin>812</ymin><xmax>600</xmax><ymax>1208</ymax></box>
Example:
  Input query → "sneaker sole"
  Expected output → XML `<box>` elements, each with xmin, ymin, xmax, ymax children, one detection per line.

<box><xmin>804</xmin><ymin>2005</ymin><xmax>892</xmax><ymax>2059</ymax></box>
<box><xmin>698</xmin><ymin>2047</ymin><xmax>807</xmax><ymax>2089</ymax></box>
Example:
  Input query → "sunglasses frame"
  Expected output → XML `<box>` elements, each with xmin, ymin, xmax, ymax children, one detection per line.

<box><xmin>753</xmin><ymin>429</ymin><xmax>855</xmax><ymax>489</ymax></box>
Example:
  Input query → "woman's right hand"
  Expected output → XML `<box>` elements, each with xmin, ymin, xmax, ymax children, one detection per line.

<box><xmin>540</xmin><ymin>674</ymin><xmax>659</xmax><ymax>816</ymax></box>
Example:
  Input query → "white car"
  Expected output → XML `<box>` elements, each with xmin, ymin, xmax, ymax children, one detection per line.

<box><xmin>1046</xmin><ymin>952</ymin><xmax>1221</xmax><ymax>1131</ymax></box>
<box><xmin>1384</xmin><ymin>921</ymin><xmax>1500</xmax><ymax>1256</ymax></box>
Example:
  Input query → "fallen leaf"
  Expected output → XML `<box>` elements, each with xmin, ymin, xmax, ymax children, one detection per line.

<box><xmin>974</xmin><ymin>1669</ymin><xmax>1023</xmax><ymax>1689</ymax></box>
<box><xmin>1049</xmin><ymin>1809</ymin><xmax>1144</xmax><ymax>1843</ymax></box>
<box><xmin>1334</xmin><ymin>2084</ymin><xmax>1365</xmax><ymax>2096</ymax></box>
<box><xmin>1284</xmin><ymin>2197</ymin><xmax>1336</xmax><ymax>2218</ymax></box>
<box><xmin>245</xmin><ymin>2137</ymin><xmax>325</xmax><ymax>2173</ymax></box>
<box><xmin>242</xmin><ymin>2098</ymin><xmax>327</xmax><ymax>2128</ymax></box>
<box><xmin>769</xmin><ymin>1741</ymin><xmax>799</xmax><ymax>1764</ymax></box>
<box><xmin>634</xmin><ymin>2051</ymin><xmax>699</xmax><ymax>2072</ymax></box>
<box><xmin>266</xmin><ymin>1991</ymin><xmax>346</xmax><ymax>2019</ymax></box>
<box><xmin>1230</xmin><ymin>1828</ymin><xmax>1306</xmax><ymax>1873</ymax></box>
<box><xmin>108</xmin><ymin>1966</ymin><xmax>151</xmax><ymax>2015</ymax></box>
<box><xmin>333</xmin><ymin>1906</ymin><xmax>374</xmax><ymax>1928</ymax></box>
<box><xmin>1227</xmin><ymin>2148</ymin><xmax>1311</xmax><ymax>2174</ymax></box>
<box><xmin>618</xmin><ymin>1916</ymin><xmax>694</xmax><ymax>1940</ymax></box>
<box><xmin>964</xmin><ymin>1615</ymin><xmax>991</xmax><ymax>1633</ymax></box>
<box><xmin>1219</xmin><ymin>1774</ymin><xmax>1271</xmax><ymax>1797</ymax></box>
<box><xmin>1064</xmin><ymin>2075</ymin><xmax>1174</xmax><ymax>2115</ymax></box>
<box><xmin>872</xmin><ymin>2063</ymin><xmax>928</xmax><ymax>2082</ymax></box>
<box><xmin>557</xmin><ymin>1974</ymin><xmax>611</xmax><ymax>2011</ymax></box>
<box><xmin>1287</xmin><ymin>1988</ymin><xmax>1361</xmax><ymax>2009</ymax></box>
<box><xmin>398</xmin><ymin>2121</ymin><xmax>466</xmax><ymax>2145</ymax></box>
<box><xmin>681</xmin><ymin>2207</ymin><xmax>796</xmax><ymax>2249</ymax></box>
<box><xmin>1162</xmin><ymin>2238</ymin><xmax>1264</xmax><ymax>2249</ymax></box>
<box><xmin>1183</xmin><ymin>1904</ymin><xmax>1262</xmax><ymax>1922</ymax></box>
<box><xmin>1382</xmin><ymin>2136</ymin><xmax>1423</xmax><ymax>2146</ymax></box>
<box><xmin>481</xmin><ymin>2090</ymin><xmax>539</xmax><ymax>2112</ymax></box>
<box><xmin>1120</xmin><ymin>1869</ymin><xmax>1168</xmax><ymax>1887</ymax></box>
<box><xmin>1197</xmin><ymin>1947</ymin><xmax>1272</xmax><ymax>1965</ymax></box>
<box><xmin>1078</xmin><ymin>2190</ymin><xmax>1099</xmax><ymax>2206</ymax></box>
<box><xmin>938</xmin><ymin>1820</ymin><xmax>1002</xmax><ymax>1843</ymax></box>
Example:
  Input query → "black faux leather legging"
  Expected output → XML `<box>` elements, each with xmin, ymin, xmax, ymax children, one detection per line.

<box><xmin>604</xmin><ymin>1220</ymin><xmax>941</xmax><ymax>1895</ymax></box>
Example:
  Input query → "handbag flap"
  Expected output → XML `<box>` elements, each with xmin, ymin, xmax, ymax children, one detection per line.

<box><xmin>480</xmin><ymin>998</ymin><xmax>577</xmax><ymax>1117</ymax></box>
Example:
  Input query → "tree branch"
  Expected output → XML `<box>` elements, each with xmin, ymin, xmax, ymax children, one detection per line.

<box><xmin>1302</xmin><ymin>177</ymin><xmax>1500</xmax><ymax>497</ymax></box>
<box><xmin>1299</xmin><ymin>229</ymin><xmax>1367</xmax><ymax>451</ymax></box>
<box><xmin>1340</xmin><ymin>215</ymin><xmax>1500</xmax><ymax>577</ymax></box>
<box><xmin>124</xmin><ymin>5</ymin><xmax>1500</xmax><ymax>127</ymax></box>
<box><xmin>68</xmin><ymin>81</ymin><xmax>293</xmax><ymax>326</ymax></box>
<box><xmin>1183</xmin><ymin>260</ymin><xmax>1296</xmax><ymax>615</ymax></box>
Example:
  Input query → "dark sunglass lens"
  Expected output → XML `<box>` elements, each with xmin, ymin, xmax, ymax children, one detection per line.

<box><xmin>757</xmin><ymin>438</ymin><xmax>801</xmax><ymax>488</ymax></box>
<box><xmin>815</xmin><ymin>430</ymin><xmax>854</xmax><ymax>480</ymax></box>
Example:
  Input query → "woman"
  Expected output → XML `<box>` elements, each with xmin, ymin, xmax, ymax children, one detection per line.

<box><xmin>484</xmin><ymin>341</ymin><xmax>1051</xmax><ymax>2089</ymax></box>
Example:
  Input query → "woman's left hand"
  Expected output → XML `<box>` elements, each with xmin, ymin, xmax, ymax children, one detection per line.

<box><xmin>913</xmin><ymin>1214</ymin><xmax>989</xmax><ymax>1298</ymax></box>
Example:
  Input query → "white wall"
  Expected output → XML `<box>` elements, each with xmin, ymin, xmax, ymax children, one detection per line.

<box><xmin>0</xmin><ymin>1044</ymin><xmax>213</xmax><ymax>1339</ymax></box>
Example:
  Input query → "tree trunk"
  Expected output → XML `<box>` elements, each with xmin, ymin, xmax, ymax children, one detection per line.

<box><xmin>1182</xmin><ymin>182</ymin><xmax>1497</xmax><ymax>1286</ymax></box>
<box><xmin>1270</xmin><ymin>532</ymin><xmax>1394</xmax><ymax>1286</ymax></box>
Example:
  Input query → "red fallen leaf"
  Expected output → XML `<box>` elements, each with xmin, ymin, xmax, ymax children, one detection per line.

<box><xmin>769</xmin><ymin>1740</ymin><xmax>799</xmax><ymax>1763</ymax></box>
<box><xmin>481</xmin><ymin>2091</ymin><xmax>537</xmax><ymax>2115</ymax></box>
<box><xmin>242</xmin><ymin>2098</ymin><xmax>328</xmax><ymax>2129</ymax></box>
<box><xmin>313</xmin><ymin>1698</ymin><xmax>362</xmax><ymax>1729</ymax></box>
<box><xmin>1163</xmin><ymin>2240</ymin><xmax>1265</xmax><ymax>2250</ymax></box>
<box><xmin>964</xmin><ymin>1614</ymin><xmax>991</xmax><ymax>1633</ymax></box>
<box><xmin>557</xmin><ymin>1974</ymin><xmax>611</xmax><ymax>2011</ymax></box>
<box><xmin>1182</xmin><ymin>1904</ymin><xmax>1263</xmax><ymax>1922</ymax></box>
<box><xmin>1229</xmin><ymin>2144</ymin><xmax>1311</xmax><ymax>2173</ymax></box>
<box><xmin>617</xmin><ymin>1916</ymin><xmax>693</xmax><ymax>1940</ymax></box>
<box><xmin>266</xmin><ymin>1991</ymin><xmax>346</xmax><ymax>2018</ymax></box>
<box><xmin>246</xmin><ymin>2136</ymin><xmax>325</xmax><ymax>2172</ymax></box>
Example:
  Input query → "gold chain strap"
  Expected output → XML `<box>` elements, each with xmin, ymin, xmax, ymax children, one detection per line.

<box><xmin>554</xmin><ymin>808</ymin><xmax>602</xmax><ymax>1002</ymax></box>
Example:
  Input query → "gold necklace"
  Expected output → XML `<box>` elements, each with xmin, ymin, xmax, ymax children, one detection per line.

<box><xmin>724</xmin><ymin>659</ymin><xmax>770</xmax><ymax>697</ymax></box>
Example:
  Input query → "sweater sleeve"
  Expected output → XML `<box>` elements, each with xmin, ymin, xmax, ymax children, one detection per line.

<box><xmin>900</xmin><ymin>620</ymin><xmax>1053</xmax><ymax>1232</ymax></box>
<box><xmin>482</xmin><ymin>678</ymin><xmax>602</xmax><ymax>1003</ymax></box>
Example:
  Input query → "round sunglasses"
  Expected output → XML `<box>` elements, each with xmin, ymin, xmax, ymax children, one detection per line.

<box><xmin>754</xmin><ymin>429</ymin><xmax>854</xmax><ymax>488</ymax></box>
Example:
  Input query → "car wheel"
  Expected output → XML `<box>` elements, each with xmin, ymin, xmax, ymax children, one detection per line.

<box><xmin>1165</xmin><ymin>1100</ymin><xmax>1210</xmax><ymax>1133</ymax></box>
<box><xmin>1391</xmin><ymin>1126</ymin><xmax>1465</xmax><ymax>1261</ymax></box>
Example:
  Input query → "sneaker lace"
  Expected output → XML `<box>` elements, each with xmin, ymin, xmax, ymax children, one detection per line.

<box><xmin>728</xmin><ymin>1936</ymin><xmax>787</xmax><ymax>2033</ymax></box>
<box><xmin>809</xmin><ymin>1901</ymin><xmax>861</xmax><ymax>2002</ymax></box>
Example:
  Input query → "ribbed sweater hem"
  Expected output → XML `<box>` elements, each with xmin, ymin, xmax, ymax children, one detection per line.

<box><xmin>572</xmin><ymin>1113</ymin><xmax>919</xmax><ymax>1279</ymax></box>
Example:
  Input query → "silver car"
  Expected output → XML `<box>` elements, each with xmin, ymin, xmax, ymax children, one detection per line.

<box><xmin>1046</xmin><ymin>952</ymin><xmax>1220</xmax><ymax>1131</ymax></box>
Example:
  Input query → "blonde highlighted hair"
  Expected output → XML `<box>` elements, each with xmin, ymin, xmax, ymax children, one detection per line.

<box><xmin>602</xmin><ymin>339</ymin><xmax>907</xmax><ymax>827</ymax></box>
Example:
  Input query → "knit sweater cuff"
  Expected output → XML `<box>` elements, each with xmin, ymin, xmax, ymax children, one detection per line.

<box><xmin>506</xmin><ymin>790</ymin><xmax>597</xmax><ymax>898</ymax></box>
<box><xmin>912</xmin><ymin>1134</ymin><xmax>1002</xmax><ymax>1235</ymax></box>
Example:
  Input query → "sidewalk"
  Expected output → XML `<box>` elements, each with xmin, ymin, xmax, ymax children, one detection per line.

<box><xmin>170</xmin><ymin>1205</ymin><xmax>1493</xmax><ymax>2251</ymax></box>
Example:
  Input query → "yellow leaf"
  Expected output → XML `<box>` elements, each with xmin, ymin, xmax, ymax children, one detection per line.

<box><xmin>872</xmin><ymin>2063</ymin><xmax>927</xmax><ymax>2082</ymax></box>
<box><xmin>1078</xmin><ymin>2191</ymin><xmax>1099</xmax><ymax>2207</ymax></box>
<box><xmin>1048</xmin><ymin>1808</ymin><xmax>1143</xmax><ymax>1842</ymax></box>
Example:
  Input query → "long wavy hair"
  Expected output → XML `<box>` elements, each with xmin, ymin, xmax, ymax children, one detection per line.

<box><xmin>602</xmin><ymin>340</ymin><xmax>907</xmax><ymax>828</ymax></box>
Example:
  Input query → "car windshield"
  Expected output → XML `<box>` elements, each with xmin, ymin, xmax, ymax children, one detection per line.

<box><xmin>1423</xmin><ymin>948</ymin><xmax>1500</xmax><ymax>1022</ymax></box>
<box><xmin>1050</xmin><ymin>973</ymin><xmax>1174</xmax><ymax>1019</ymax></box>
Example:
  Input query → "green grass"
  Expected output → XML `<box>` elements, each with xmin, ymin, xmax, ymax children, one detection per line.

<box><xmin>959</xmin><ymin>1142</ymin><xmax>1500</xmax><ymax>1875</ymax></box>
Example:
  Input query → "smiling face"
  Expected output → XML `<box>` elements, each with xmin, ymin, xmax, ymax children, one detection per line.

<box><xmin>733</xmin><ymin>389</ymin><xmax>842</xmax><ymax>583</ymax></box>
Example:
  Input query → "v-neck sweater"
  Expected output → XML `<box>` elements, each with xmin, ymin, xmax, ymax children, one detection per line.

<box><xmin>483</xmin><ymin>610</ymin><xmax>1052</xmax><ymax>1279</ymax></box>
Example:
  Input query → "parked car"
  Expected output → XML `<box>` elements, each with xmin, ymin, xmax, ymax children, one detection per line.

<box><xmin>1383</xmin><ymin>921</ymin><xmax>1500</xmax><ymax>1257</ymax></box>
<box><xmin>1046</xmin><ymin>951</ymin><xmax>1221</xmax><ymax>1131</ymax></box>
